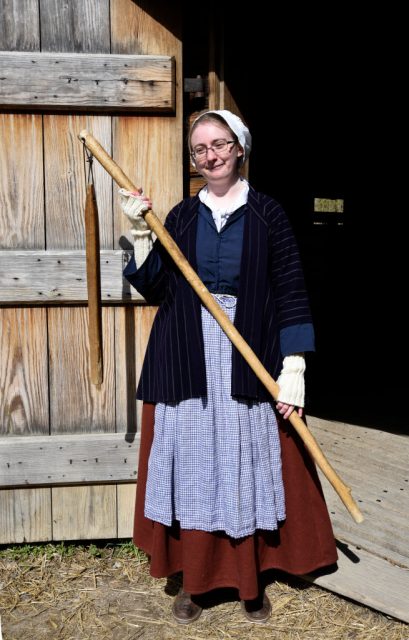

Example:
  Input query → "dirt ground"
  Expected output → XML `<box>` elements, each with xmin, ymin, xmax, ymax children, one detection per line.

<box><xmin>0</xmin><ymin>543</ymin><xmax>408</xmax><ymax>640</ymax></box>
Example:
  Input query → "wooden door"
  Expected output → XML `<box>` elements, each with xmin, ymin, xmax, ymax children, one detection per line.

<box><xmin>0</xmin><ymin>0</ymin><xmax>182</xmax><ymax>543</ymax></box>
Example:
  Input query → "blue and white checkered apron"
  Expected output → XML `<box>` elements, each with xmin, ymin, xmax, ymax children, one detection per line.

<box><xmin>144</xmin><ymin>294</ymin><xmax>286</xmax><ymax>539</ymax></box>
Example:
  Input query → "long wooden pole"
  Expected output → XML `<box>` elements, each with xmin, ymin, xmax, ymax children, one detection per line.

<box><xmin>78</xmin><ymin>129</ymin><xmax>364</xmax><ymax>524</ymax></box>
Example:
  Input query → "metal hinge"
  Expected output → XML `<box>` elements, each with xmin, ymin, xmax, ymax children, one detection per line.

<box><xmin>184</xmin><ymin>75</ymin><xmax>206</xmax><ymax>97</ymax></box>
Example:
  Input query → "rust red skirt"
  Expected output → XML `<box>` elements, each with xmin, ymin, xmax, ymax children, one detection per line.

<box><xmin>133</xmin><ymin>402</ymin><xmax>338</xmax><ymax>600</ymax></box>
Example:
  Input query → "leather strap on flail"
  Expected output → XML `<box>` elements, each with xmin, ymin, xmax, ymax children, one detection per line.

<box><xmin>82</xmin><ymin>143</ymin><xmax>103</xmax><ymax>386</ymax></box>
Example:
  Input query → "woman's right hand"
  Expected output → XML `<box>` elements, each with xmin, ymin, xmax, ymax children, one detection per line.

<box><xmin>118</xmin><ymin>188</ymin><xmax>152</xmax><ymax>225</ymax></box>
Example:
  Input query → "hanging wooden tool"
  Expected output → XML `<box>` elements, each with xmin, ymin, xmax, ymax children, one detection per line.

<box><xmin>78</xmin><ymin>129</ymin><xmax>364</xmax><ymax>524</ymax></box>
<box><xmin>83</xmin><ymin>149</ymin><xmax>103</xmax><ymax>385</ymax></box>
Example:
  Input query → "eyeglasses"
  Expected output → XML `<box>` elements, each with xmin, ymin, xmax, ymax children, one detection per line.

<box><xmin>191</xmin><ymin>139</ymin><xmax>236</xmax><ymax>160</ymax></box>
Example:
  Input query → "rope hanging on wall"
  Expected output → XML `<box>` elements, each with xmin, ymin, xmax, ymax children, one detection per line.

<box><xmin>82</xmin><ymin>144</ymin><xmax>103</xmax><ymax>386</ymax></box>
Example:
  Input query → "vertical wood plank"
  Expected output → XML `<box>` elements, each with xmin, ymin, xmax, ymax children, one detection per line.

<box><xmin>220</xmin><ymin>83</ymin><xmax>249</xmax><ymax>180</ymax></box>
<box><xmin>48</xmin><ymin>307</ymin><xmax>115</xmax><ymax>434</ymax></box>
<box><xmin>0</xmin><ymin>488</ymin><xmax>51</xmax><ymax>543</ymax></box>
<box><xmin>41</xmin><ymin>0</ymin><xmax>114</xmax><ymax>542</ymax></box>
<box><xmin>49</xmin><ymin>306</ymin><xmax>115</xmax><ymax>536</ymax></box>
<box><xmin>52</xmin><ymin>485</ymin><xmax>117</xmax><ymax>540</ymax></box>
<box><xmin>0</xmin><ymin>114</ymin><xmax>45</xmax><ymax>249</ymax></box>
<box><xmin>43</xmin><ymin>115</ymin><xmax>112</xmax><ymax>250</ymax></box>
<box><xmin>110</xmin><ymin>0</ymin><xmax>183</xmax><ymax>541</ymax></box>
<box><xmin>114</xmin><ymin>306</ymin><xmax>157</xmax><ymax>434</ymax></box>
<box><xmin>0</xmin><ymin>0</ymin><xmax>40</xmax><ymax>51</ymax></box>
<box><xmin>39</xmin><ymin>0</ymin><xmax>110</xmax><ymax>53</ymax></box>
<box><xmin>0</xmin><ymin>305</ymin><xmax>51</xmax><ymax>544</ymax></box>
<box><xmin>112</xmin><ymin>115</ymin><xmax>182</xmax><ymax>228</ymax></box>
<box><xmin>111</xmin><ymin>0</ymin><xmax>183</xmax><ymax>228</ymax></box>
<box><xmin>117</xmin><ymin>483</ymin><xmax>136</xmax><ymax>538</ymax></box>
<box><xmin>110</xmin><ymin>1</ymin><xmax>181</xmax><ymax>55</ymax></box>
<box><xmin>208</xmin><ymin>10</ymin><xmax>221</xmax><ymax>112</ymax></box>
<box><xmin>0</xmin><ymin>308</ymin><xmax>49</xmax><ymax>436</ymax></box>
<box><xmin>0</xmin><ymin>97</ymin><xmax>50</xmax><ymax>543</ymax></box>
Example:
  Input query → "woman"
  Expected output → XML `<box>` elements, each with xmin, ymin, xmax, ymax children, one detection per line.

<box><xmin>119</xmin><ymin>110</ymin><xmax>337</xmax><ymax>625</ymax></box>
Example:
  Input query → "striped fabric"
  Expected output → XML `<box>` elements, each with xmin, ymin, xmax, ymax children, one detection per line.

<box><xmin>124</xmin><ymin>186</ymin><xmax>314</xmax><ymax>403</ymax></box>
<box><xmin>144</xmin><ymin>295</ymin><xmax>285</xmax><ymax>538</ymax></box>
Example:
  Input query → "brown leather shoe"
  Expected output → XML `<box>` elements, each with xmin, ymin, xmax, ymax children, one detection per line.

<box><xmin>241</xmin><ymin>592</ymin><xmax>272</xmax><ymax>624</ymax></box>
<box><xmin>172</xmin><ymin>588</ymin><xmax>203</xmax><ymax>625</ymax></box>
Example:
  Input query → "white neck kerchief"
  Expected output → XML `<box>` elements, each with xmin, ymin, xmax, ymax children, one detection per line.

<box><xmin>199</xmin><ymin>179</ymin><xmax>249</xmax><ymax>232</ymax></box>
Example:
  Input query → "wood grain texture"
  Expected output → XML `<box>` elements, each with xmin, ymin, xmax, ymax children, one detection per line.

<box><xmin>305</xmin><ymin>417</ymin><xmax>409</xmax><ymax>622</ymax></box>
<box><xmin>48</xmin><ymin>307</ymin><xmax>115</xmax><ymax>434</ymax></box>
<box><xmin>0</xmin><ymin>432</ymin><xmax>139</xmax><ymax>487</ymax></box>
<box><xmin>0</xmin><ymin>0</ymin><xmax>183</xmax><ymax>545</ymax></box>
<box><xmin>110</xmin><ymin>0</ymin><xmax>182</xmax><ymax>56</ymax></box>
<box><xmin>38</xmin><ymin>0</ymin><xmax>114</xmax><ymax>544</ymax></box>
<box><xmin>220</xmin><ymin>81</ymin><xmax>249</xmax><ymax>180</ymax></box>
<box><xmin>0</xmin><ymin>0</ymin><xmax>40</xmax><ymax>51</ymax></box>
<box><xmin>114</xmin><ymin>305</ymin><xmax>157</xmax><ymax>434</ymax></box>
<box><xmin>39</xmin><ymin>0</ymin><xmax>110</xmax><ymax>53</ymax></box>
<box><xmin>0</xmin><ymin>488</ymin><xmax>51</xmax><ymax>543</ymax></box>
<box><xmin>117</xmin><ymin>482</ymin><xmax>136</xmax><ymax>538</ymax></box>
<box><xmin>109</xmin><ymin>0</ymin><xmax>183</xmax><ymax>544</ymax></box>
<box><xmin>0</xmin><ymin>114</ymin><xmax>44</xmax><ymax>249</ymax></box>
<box><xmin>52</xmin><ymin>485</ymin><xmax>117</xmax><ymax>540</ymax></box>
<box><xmin>0</xmin><ymin>308</ymin><xmax>49</xmax><ymax>436</ymax></box>
<box><xmin>111</xmin><ymin>0</ymin><xmax>183</xmax><ymax>229</ymax></box>
<box><xmin>112</xmin><ymin>116</ymin><xmax>182</xmax><ymax>229</ymax></box>
<box><xmin>0</xmin><ymin>250</ymin><xmax>144</xmax><ymax>303</ymax></box>
<box><xmin>308</xmin><ymin>417</ymin><xmax>409</xmax><ymax>569</ymax></box>
<box><xmin>44</xmin><ymin>114</ymin><xmax>112</xmax><ymax>250</ymax></box>
<box><xmin>304</xmin><ymin>542</ymin><xmax>409</xmax><ymax>624</ymax></box>
<box><xmin>0</xmin><ymin>52</ymin><xmax>175</xmax><ymax>111</ymax></box>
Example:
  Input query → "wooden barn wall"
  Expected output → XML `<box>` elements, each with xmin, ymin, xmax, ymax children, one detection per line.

<box><xmin>0</xmin><ymin>0</ymin><xmax>182</xmax><ymax>543</ymax></box>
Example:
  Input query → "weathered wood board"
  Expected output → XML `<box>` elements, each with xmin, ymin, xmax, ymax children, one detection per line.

<box><xmin>0</xmin><ymin>113</ymin><xmax>45</xmax><ymax>249</ymax></box>
<box><xmin>307</xmin><ymin>417</ymin><xmax>409</xmax><ymax>569</ymax></box>
<box><xmin>52</xmin><ymin>485</ymin><xmax>117</xmax><ymax>540</ymax></box>
<box><xmin>0</xmin><ymin>250</ymin><xmax>144</xmax><ymax>303</ymax></box>
<box><xmin>43</xmin><ymin>114</ymin><xmax>113</xmax><ymax>250</ymax></box>
<box><xmin>306</xmin><ymin>416</ymin><xmax>409</xmax><ymax>623</ymax></box>
<box><xmin>304</xmin><ymin>540</ymin><xmax>409</xmax><ymax>624</ymax></box>
<box><xmin>39</xmin><ymin>0</ymin><xmax>110</xmax><ymax>54</ymax></box>
<box><xmin>0</xmin><ymin>432</ymin><xmax>140</xmax><ymax>487</ymax></box>
<box><xmin>0</xmin><ymin>52</ymin><xmax>175</xmax><ymax>111</ymax></box>
<box><xmin>0</xmin><ymin>488</ymin><xmax>51</xmax><ymax>543</ymax></box>
<box><xmin>117</xmin><ymin>483</ymin><xmax>137</xmax><ymax>538</ymax></box>
<box><xmin>0</xmin><ymin>307</ymin><xmax>49</xmax><ymax>434</ymax></box>
<box><xmin>0</xmin><ymin>0</ymin><xmax>40</xmax><ymax>51</ymax></box>
<box><xmin>0</xmin><ymin>0</ymin><xmax>182</xmax><ymax>545</ymax></box>
<box><xmin>0</xmin><ymin>306</ymin><xmax>52</xmax><ymax>544</ymax></box>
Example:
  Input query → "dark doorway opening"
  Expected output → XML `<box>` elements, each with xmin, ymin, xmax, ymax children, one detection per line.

<box><xmin>183</xmin><ymin>4</ymin><xmax>404</xmax><ymax>432</ymax></box>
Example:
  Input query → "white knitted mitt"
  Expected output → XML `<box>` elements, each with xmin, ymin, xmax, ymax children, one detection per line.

<box><xmin>276</xmin><ymin>355</ymin><xmax>306</xmax><ymax>407</ymax></box>
<box><xmin>118</xmin><ymin>188</ymin><xmax>153</xmax><ymax>267</ymax></box>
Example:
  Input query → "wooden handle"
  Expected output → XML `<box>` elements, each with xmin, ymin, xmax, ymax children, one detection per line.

<box><xmin>84</xmin><ymin>183</ymin><xmax>103</xmax><ymax>385</ymax></box>
<box><xmin>78</xmin><ymin>129</ymin><xmax>364</xmax><ymax>524</ymax></box>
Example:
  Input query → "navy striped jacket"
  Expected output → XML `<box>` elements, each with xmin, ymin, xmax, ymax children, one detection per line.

<box><xmin>124</xmin><ymin>186</ymin><xmax>313</xmax><ymax>403</ymax></box>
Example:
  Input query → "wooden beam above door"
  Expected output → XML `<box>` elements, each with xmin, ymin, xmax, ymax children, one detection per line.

<box><xmin>0</xmin><ymin>52</ymin><xmax>175</xmax><ymax>111</ymax></box>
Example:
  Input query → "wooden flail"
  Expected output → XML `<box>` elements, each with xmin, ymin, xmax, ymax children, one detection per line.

<box><xmin>78</xmin><ymin>129</ymin><xmax>364</xmax><ymax>524</ymax></box>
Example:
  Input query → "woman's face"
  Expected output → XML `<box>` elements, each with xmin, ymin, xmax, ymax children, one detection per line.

<box><xmin>190</xmin><ymin>121</ymin><xmax>243</xmax><ymax>184</ymax></box>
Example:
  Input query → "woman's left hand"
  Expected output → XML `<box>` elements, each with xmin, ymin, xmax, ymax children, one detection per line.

<box><xmin>276</xmin><ymin>402</ymin><xmax>303</xmax><ymax>420</ymax></box>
